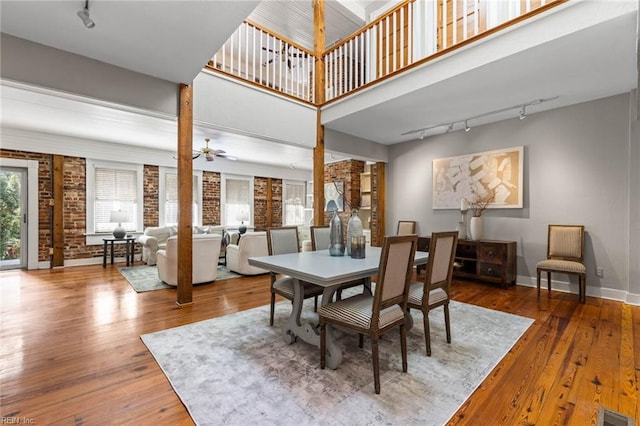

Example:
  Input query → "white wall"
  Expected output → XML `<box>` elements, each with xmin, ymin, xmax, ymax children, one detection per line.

<box><xmin>194</xmin><ymin>71</ymin><xmax>317</xmax><ymax>149</ymax></box>
<box><xmin>387</xmin><ymin>93</ymin><xmax>635</xmax><ymax>302</ymax></box>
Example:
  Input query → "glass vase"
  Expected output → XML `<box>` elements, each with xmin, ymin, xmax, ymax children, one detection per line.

<box><xmin>329</xmin><ymin>209</ymin><xmax>345</xmax><ymax>256</ymax></box>
<box><xmin>346</xmin><ymin>210</ymin><xmax>363</xmax><ymax>255</ymax></box>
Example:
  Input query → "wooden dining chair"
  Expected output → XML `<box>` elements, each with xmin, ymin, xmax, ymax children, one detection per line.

<box><xmin>266</xmin><ymin>227</ymin><xmax>323</xmax><ymax>326</ymax></box>
<box><xmin>319</xmin><ymin>234</ymin><xmax>418</xmax><ymax>394</ymax></box>
<box><xmin>407</xmin><ymin>231</ymin><xmax>458</xmax><ymax>356</ymax></box>
<box><xmin>310</xmin><ymin>225</ymin><xmax>330</xmax><ymax>251</ymax></box>
<box><xmin>311</xmin><ymin>225</ymin><xmax>369</xmax><ymax>300</ymax></box>
<box><xmin>397</xmin><ymin>220</ymin><xmax>416</xmax><ymax>235</ymax></box>
<box><xmin>536</xmin><ymin>225</ymin><xmax>586</xmax><ymax>303</ymax></box>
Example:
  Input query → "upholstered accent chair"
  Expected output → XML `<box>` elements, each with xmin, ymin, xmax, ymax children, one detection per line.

<box><xmin>397</xmin><ymin>220</ymin><xmax>417</xmax><ymax>235</ymax></box>
<box><xmin>156</xmin><ymin>234</ymin><xmax>222</xmax><ymax>286</ymax></box>
<box><xmin>407</xmin><ymin>231</ymin><xmax>458</xmax><ymax>356</ymax></box>
<box><xmin>226</xmin><ymin>231</ymin><xmax>269</xmax><ymax>275</ymax></box>
<box><xmin>319</xmin><ymin>234</ymin><xmax>418</xmax><ymax>394</ymax></box>
<box><xmin>266</xmin><ymin>226</ymin><xmax>323</xmax><ymax>326</ymax></box>
<box><xmin>536</xmin><ymin>225</ymin><xmax>586</xmax><ymax>303</ymax></box>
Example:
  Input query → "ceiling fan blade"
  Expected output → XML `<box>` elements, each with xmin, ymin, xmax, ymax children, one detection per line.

<box><xmin>173</xmin><ymin>151</ymin><xmax>201</xmax><ymax>160</ymax></box>
<box><xmin>261</xmin><ymin>47</ymin><xmax>276</xmax><ymax>53</ymax></box>
<box><xmin>213</xmin><ymin>149</ymin><xmax>226</xmax><ymax>155</ymax></box>
<box><xmin>217</xmin><ymin>153</ymin><xmax>237</xmax><ymax>161</ymax></box>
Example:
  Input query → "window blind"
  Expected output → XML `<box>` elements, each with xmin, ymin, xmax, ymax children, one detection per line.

<box><xmin>95</xmin><ymin>167</ymin><xmax>137</xmax><ymax>233</ymax></box>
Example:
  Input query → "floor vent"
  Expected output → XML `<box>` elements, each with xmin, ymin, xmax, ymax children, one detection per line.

<box><xmin>598</xmin><ymin>407</ymin><xmax>635</xmax><ymax>426</ymax></box>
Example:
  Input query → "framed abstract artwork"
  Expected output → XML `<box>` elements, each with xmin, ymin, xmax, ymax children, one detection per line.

<box><xmin>324</xmin><ymin>181</ymin><xmax>344</xmax><ymax>212</ymax></box>
<box><xmin>432</xmin><ymin>146</ymin><xmax>523</xmax><ymax>209</ymax></box>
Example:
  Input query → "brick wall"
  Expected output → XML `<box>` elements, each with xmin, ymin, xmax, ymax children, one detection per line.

<box><xmin>254</xmin><ymin>177</ymin><xmax>282</xmax><ymax>230</ymax></box>
<box><xmin>2</xmin><ymin>148</ymin><xmax>361</xmax><ymax>263</ymax></box>
<box><xmin>324</xmin><ymin>159</ymin><xmax>365</xmax><ymax>226</ymax></box>
<box><xmin>202</xmin><ymin>170</ymin><xmax>221</xmax><ymax>225</ymax></box>
<box><xmin>143</xmin><ymin>165</ymin><xmax>159</xmax><ymax>228</ymax></box>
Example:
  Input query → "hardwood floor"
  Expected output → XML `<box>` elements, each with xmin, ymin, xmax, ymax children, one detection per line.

<box><xmin>1</xmin><ymin>264</ymin><xmax>638</xmax><ymax>425</ymax></box>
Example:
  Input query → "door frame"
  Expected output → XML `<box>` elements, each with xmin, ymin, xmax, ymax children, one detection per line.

<box><xmin>0</xmin><ymin>158</ymin><xmax>39</xmax><ymax>269</ymax></box>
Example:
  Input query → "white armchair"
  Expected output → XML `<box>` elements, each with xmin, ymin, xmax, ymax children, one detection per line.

<box><xmin>156</xmin><ymin>234</ymin><xmax>222</xmax><ymax>286</ymax></box>
<box><xmin>226</xmin><ymin>231</ymin><xmax>269</xmax><ymax>275</ymax></box>
<box><xmin>138</xmin><ymin>226</ymin><xmax>172</xmax><ymax>266</ymax></box>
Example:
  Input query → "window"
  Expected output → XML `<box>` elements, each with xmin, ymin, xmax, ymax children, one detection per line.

<box><xmin>283</xmin><ymin>180</ymin><xmax>306</xmax><ymax>226</ymax></box>
<box><xmin>159</xmin><ymin>168</ymin><xmax>202</xmax><ymax>226</ymax></box>
<box><xmin>221</xmin><ymin>174</ymin><xmax>253</xmax><ymax>227</ymax></box>
<box><xmin>86</xmin><ymin>160</ymin><xmax>143</xmax><ymax>236</ymax></box>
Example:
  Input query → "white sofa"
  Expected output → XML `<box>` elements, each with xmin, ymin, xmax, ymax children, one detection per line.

<box><xmin>138</xmin><ymin>225</ymin><xmax>227</xmax><ymax>266</ymax></box>
<box><xmin>226</xmin><ymin>231</ymin><xmax>269</xmax><ymax>275</ymax></box>
<box><xmin>156</xmin><ymin>234</ymin><xmax>222</xmax><ymax>286</ymax></box>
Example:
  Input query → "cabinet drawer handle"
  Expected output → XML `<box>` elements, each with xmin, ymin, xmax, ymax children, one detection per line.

<box><xmin>487</xmin><ymin>267</ymin><xmax>494</xmax><ymax>276</ymax></box>
<box><xmin>487</xmin><ymin>251</ymin><xmax>495</xmax><ymax>258</ymax></box>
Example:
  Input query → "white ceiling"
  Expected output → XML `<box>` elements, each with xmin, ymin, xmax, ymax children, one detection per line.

<box><xmin>0</xmin><ymin>1</ymin><xmax>638</xmax><ymax>171</ymax></box>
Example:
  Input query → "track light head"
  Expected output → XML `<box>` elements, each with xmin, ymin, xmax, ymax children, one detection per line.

<box><xmin>519</xmin><ymin>105</ymin><xmax>526</xmax><ymax>120</ymax></box>
<box><xmin>447</xmin><ymin>123</ymin><xmax>454</xmax><ymax>133</ymax></box>
<box><xmin>418</xmin><ymin>131</ymin><xmax>425</xmax><ymax>140</ymax></box>
<box><xmin>464</xmin><ymin>120</ymin><xmax>471</xmax><ymax>132</ymax></box>
<box><xmin>77</xmin><ymin>1</ymin><xmax>95</xmax><ymax>28</ymax></box>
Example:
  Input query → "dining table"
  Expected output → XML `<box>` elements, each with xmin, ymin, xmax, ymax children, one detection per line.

<box><xmin>248</xmin><ymin>246</ymin><xmax>428</xmax><ymax>369</ymax></box>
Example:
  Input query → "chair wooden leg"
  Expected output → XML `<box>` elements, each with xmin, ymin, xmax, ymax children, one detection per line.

<box><xmin>444</xmin><ymin>303</ymin><xmax>451</xmax><ymax>344</ymax></box>
<box><xmin>336</xmin><ymin>289</ymin><xmax>343</xmax><ymax>301</ymax></box>
<box><xmin>536</xmin><ymin>269</ymin><xmax>541</xmax><ymax>297</ymax></box>
<box><xmin>320</xmin><ymin>323</ymin><xmax>326</xmax><ymax>369</ymax></box>
<box><xmin>423</xmin><ymin>310</ymin><xmax>432</xmax><ymax>356</ymax></box>
<box><xmin>581</xmin><ymin>274</ymin><xmax>586</xmax><ymax>303</ymax></box>
<box><xmin>371</xmin><ymin>337</ymin><xmax>380</xmax><ymax>394</ymax></box>
<box><xmin>359</xmin><ymin>333</ymin><xmax>364</xmax><ymax>348</ymax></box>
<box><xmin>400</xmin><ymin>324</ymin><xmax>408</xmax><ymax>373</ymax></box>
<box><xmin>547</xmin><ymin>271</ymin><xmax>552</xmax><ymax>292</ymax></box>
<box><xmin>269</xmin><ymin>293</ymin><xmax>276</xmax><ymax>326</ymax></box>
<box><xmin>314</xmin><ymin>295</ymin><xmax>318</xmax><ymax>312</ymax></box>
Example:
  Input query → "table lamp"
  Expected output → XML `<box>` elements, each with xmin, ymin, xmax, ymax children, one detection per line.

<box><xmin>236</xmin><ymin>211</ymin><xmax>250</xmax><ymax>234</ymax></box>
<box><xmin>110</xmin><ymin>210</ymin><xmax>129</xmax><ymax>238</ymax></box>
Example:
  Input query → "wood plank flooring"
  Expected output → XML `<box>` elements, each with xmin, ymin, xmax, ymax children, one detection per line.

<box><xmin>1</xmin><ymin>264</ymin><xmax>638</xmax><ymax>425</ymax></box>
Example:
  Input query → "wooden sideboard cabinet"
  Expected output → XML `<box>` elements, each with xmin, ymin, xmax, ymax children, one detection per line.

<box><xmin>417</xmin><ymin>237</ymin><xmax>517</xmax><ymax>287</ymax></box>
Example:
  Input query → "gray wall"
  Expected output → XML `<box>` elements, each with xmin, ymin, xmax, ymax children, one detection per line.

<box><xmin>387</xmin><ymin>93</ymin><xmax>635</xmax><ymax>300</ymax></box>
<box><xmin>0</xmin><ymin>34</ymin><xmax>179</xmax><ymax>114</ymax></box>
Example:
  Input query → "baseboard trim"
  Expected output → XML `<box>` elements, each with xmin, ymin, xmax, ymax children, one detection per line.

<box><xmin>516</xmin><ymin>275</ymin><xmax>634</xmax><ymax>305</ymax></box>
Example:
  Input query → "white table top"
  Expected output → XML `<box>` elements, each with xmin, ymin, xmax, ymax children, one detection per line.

<box><xmin>249</xmin><ymin>246</ymin><xmax>428</xmax><ymax>287</ymax></box>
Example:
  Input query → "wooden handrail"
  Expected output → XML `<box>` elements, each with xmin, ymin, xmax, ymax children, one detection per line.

<box><xmin>245</xmin><ymin>19</ymin><xmax>315</xmax><ymax>57</ymax></box>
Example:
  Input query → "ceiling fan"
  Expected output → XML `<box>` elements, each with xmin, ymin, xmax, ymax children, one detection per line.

<box><xmin>262</xmin><ymin>45</ymin><xmax>308</xmax><ymax>70</ymax></box>
<box><xmin>191</xmin><ymin>138</ymin><xmax>236</xmax><ymax>162</ymax></box>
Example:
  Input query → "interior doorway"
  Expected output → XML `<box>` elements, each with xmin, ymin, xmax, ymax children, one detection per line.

<box><xmin>0</xmin><ymin>166</ymin><xmax>27</xmax><ymax>270</ymax></box>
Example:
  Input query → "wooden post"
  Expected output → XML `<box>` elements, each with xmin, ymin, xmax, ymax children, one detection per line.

<box><xmin>313</xmin><ymin>0</ymin><xmax>326</xmax><ymax>225</ymax></box>
<box><xmin>374</xmin><ymin>162</ymin><xmax>386</xmax><ymax>246</ymax></box>
<box><xmin>177</xmin><ymin>83</ymin><xmax>193</xmax><ymax>306</ymax></box>
<box><xmin>51</xmin><ymin>155</ymin><xmax>64</xmax><ymax>267</ymax></box>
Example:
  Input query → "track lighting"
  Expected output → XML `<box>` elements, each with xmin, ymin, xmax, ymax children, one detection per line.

<box><xmin>77</xmin><ymin>0</ymin><xmax>95</xmax><ymax>29</ymax></box>
<box><xmin>519</xmin><ymin>105</ymin><xmax>527</xmax><ymax>120</ymax></box>
<box><xmin>402</xmin><ymin>96</ymin><xmax>558</xmax><ymax>138</ymax></box>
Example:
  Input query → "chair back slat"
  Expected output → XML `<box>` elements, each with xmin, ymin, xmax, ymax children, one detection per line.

<box><xmin>310</xmin><ymin>225</ymin><xmax>331</xmax><ymax>251</ymax></box>
<box><xmin>548</xmin><ymin>225</ymin><xmax>584</xmax><ymax>261</ymax></box>
<box><xmin>267</xmin><ymin>226</ymin><xmax>299</xmax><ymax>255</ymax></box>
<box><xmin>372</xmin><ymin>234</ymin><xmax>418</xmax><ymax>325</ymax></box>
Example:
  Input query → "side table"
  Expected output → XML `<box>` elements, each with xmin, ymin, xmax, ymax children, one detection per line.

<box><xmin>103</xmin><ymin>237</ymin><xmax>136</xmax><ymax>268</ymax></box>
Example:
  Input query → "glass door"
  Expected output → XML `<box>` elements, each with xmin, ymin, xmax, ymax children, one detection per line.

<box><xmin>0</xmin><ymin>167</ymin><xmax>27</xmax><ymax>270</ymax></box>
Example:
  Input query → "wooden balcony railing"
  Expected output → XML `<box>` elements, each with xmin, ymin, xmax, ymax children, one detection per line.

<box><xmin>208</xmin><ymin>0</ymin><xmax>566</xmax><ymax>105</ymax></box>
<box><xmin>208</xmin><ymin>21</ymin><xmax>316</xmax><ymax>104</ymax></box>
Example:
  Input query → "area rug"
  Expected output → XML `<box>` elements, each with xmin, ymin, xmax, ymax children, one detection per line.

<box><xmin>141</xmin><ymin>299</ymin><xmax>534</xmax><ymax>425</ymax></box>
<box><xmin>119</xmin><ymin>264</ymin><xmax>241</xmax><ymax>293</ymax></box>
